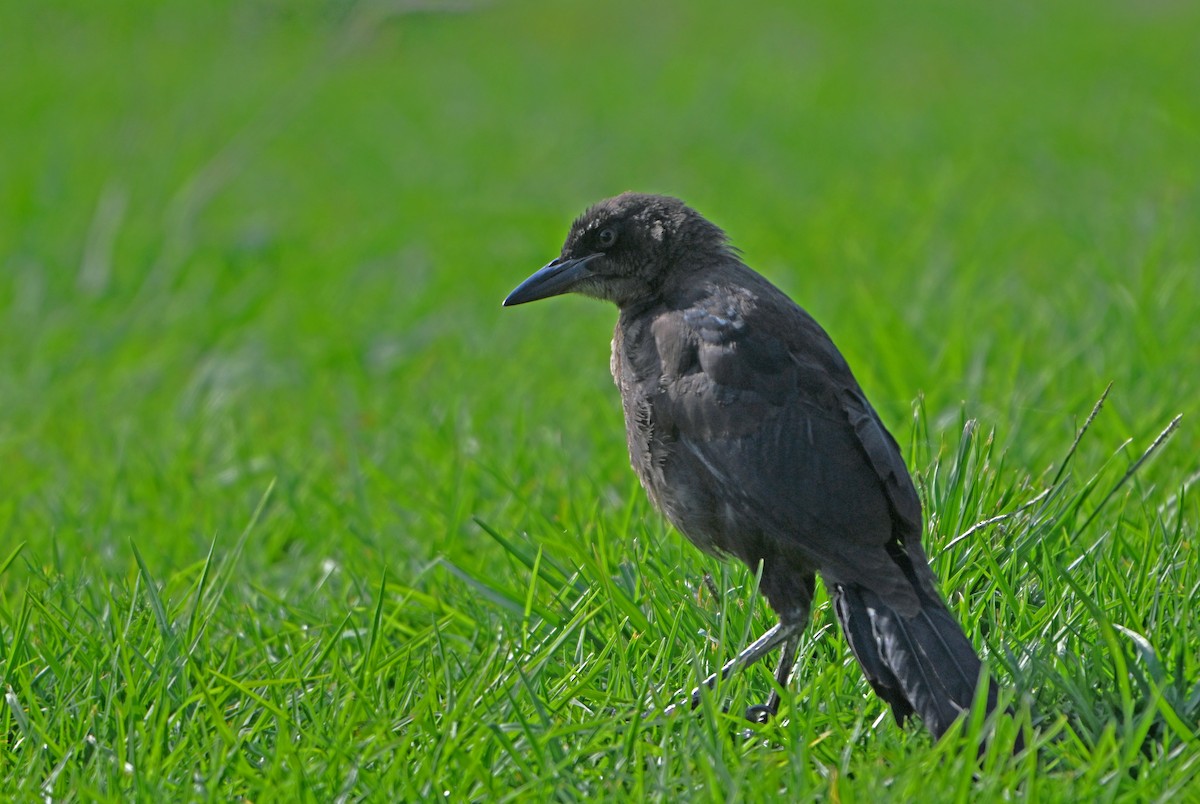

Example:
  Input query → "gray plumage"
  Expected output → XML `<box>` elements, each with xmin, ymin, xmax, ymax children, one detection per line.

<box><xmin>504</xmin><ymin>192</ymin><xmax>1000</xmax><ymax>740</ymax></box>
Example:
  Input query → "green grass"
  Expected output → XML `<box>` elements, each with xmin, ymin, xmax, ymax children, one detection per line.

<box><xmin>2</xmin><ymin>0</ymin><xmax>1199</xmax><ymax>799</ymax></box>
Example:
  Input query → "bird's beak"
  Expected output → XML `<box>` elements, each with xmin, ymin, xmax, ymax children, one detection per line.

<box><xmin>503</xmin><ymin>254</ymin><xmax>602</xmax><ymax>306</ymax></box>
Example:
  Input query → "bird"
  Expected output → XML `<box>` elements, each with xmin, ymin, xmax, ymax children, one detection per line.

<box><xmin>503</xmin><ymin>192</ymin><xmax>1002</xmax><ymax>741</ymax></box>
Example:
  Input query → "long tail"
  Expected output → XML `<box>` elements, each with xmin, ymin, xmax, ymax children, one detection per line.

<box><xmin>833</xmin><ymin>583</ymin><xmax>998</xmax><ymax>740</ymax></box>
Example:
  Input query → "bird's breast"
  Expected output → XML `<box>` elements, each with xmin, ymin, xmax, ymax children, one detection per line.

<box><xmin>612</xmin><ymin>320</ymin><xmax>671</xmax><ymax>480</ymax></box>
<box><xmin>612</xmin><ymin>315</ymin><xmax>729</xmax><ymax>554</ymax></box>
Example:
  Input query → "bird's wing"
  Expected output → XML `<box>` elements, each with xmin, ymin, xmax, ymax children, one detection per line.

<box><xmin>649</xmin><ymin>288</ymin><xmax>922</xmax><ymax>594</ymax></box>
<box><xmin>838</xmin><ymin>385</ymin><xmax>923</xmax><ymax>534</ymax></box>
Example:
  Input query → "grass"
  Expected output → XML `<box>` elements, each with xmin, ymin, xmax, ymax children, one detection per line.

<box><xmin>2</xmin><ymin>0</ymin><xmax>1199</xmax><ymax>799</ymax></box>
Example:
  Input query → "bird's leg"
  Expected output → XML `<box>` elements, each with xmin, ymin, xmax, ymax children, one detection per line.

<box><xmin>745</xmin><ymin>630</ymin><xmax>801</xmax><ymax>723</ymax></box>
<box><xmin>663</xmin><ymin>621</ymin><xmax>802</xmax><ymax>717</ymax></box>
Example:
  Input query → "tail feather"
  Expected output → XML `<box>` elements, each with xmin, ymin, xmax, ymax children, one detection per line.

<box><xmin>834</xmin><ymin>583</ymin><xmax>996</xmax><ymax>740</ymax></box>
<box><xmin>833</xmin><ymin>585</ymin><xmax>914</xmax><ymax>724</ymax></box>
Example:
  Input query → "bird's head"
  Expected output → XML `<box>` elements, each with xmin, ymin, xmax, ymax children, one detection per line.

<box><xmin>503</xmin><ymin>193</ymin><xmax>730</xmax><ymax>310</ymax></box>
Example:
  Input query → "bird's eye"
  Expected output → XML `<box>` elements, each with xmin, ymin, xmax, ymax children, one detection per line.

<box><xmin>598</xmin><ymin>227</ymin><xmax>617</xmax><ymax>248</ymax></box>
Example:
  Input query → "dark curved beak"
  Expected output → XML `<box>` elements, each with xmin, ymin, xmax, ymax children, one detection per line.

<box><xmin>503</xmin><ymin>254</ymin><xmax>602</xmax><ymax>306</ymax></box>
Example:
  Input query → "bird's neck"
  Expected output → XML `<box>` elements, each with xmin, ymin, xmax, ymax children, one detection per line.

<box><xmin>616</xmin><ymin>294</ymin><xmax>663</xmax><ymax>321</ymax></box>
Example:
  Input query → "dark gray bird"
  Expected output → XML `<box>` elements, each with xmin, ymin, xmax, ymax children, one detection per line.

<box><xmin>504</xmin><ymin>192</ymin><xmax>1000</xmax><ymax>739</ymax></box>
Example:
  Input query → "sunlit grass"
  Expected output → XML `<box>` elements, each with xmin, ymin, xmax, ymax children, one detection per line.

<box><xmin>2</xmin><ymin>0</ymin><xmax>1198</xmax><ymax>799</ymax></box>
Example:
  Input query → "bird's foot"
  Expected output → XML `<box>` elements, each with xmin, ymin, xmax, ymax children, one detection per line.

<box><xmin>743</xmin><ymin>704</ymin><xmax>775</xmax><ymax>724</ymax></box>
<box><xmin>744</xmin><ymin>688</ymin><xmax>782</xmax><ymax>724</ymax></box>
<box><xmin>660</xmin><ymin>688</ymin><xmax>704</xmax><ymax>718</ymax></box>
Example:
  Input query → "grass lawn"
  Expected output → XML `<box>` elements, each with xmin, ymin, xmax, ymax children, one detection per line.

<box><xmin>2</xmin><ymin>0</ymin><xmax>1198</xmax><ymax>799</ymax></box>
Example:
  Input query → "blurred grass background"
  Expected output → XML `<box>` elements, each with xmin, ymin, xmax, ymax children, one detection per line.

<box><xmin>1</xmin><ymin>0</ymin><xmax>1198</xmax><ymax>799</ymax></box>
